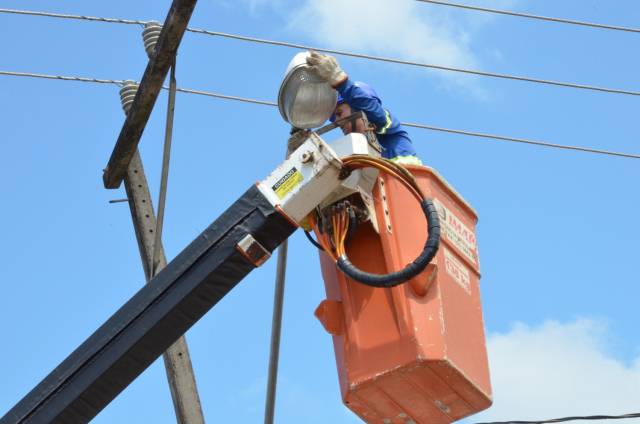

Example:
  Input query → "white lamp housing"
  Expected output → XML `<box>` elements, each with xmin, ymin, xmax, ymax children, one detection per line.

<box><xmin>278</xmin><ymin>52</ymin><xmax>337</xmax><ymax>129</ymax></box>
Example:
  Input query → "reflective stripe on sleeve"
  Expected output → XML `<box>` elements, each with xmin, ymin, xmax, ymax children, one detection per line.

<box><xmin>376</xmin><ymin>109</ymin><xmax>393</xmax><ymax>135</ymax></box>
<box><xmin>390</xmin><ymin>155</ymin><xmax>423</xmax><ymax>166</ymax></box>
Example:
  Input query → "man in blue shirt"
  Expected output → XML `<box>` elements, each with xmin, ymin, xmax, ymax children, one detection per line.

<box><xmin>306</xmin><ymin>51</ymin><xmax>422</xmax><ymax>166</ymax></box>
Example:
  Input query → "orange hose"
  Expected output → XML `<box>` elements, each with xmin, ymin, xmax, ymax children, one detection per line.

<box><xmin>342</xmin><ymin>156</ymin><xmax>423</xmax><ymax>202</ymax></box>
<box><xmin>309</xmin><ymin>212</ymin><xmax>337</xmax><ymax>261</ymax></box>
<box><xmin>309</xmin><ymin>155</ymin><xmax>424</xmax><ymax>265</ymax></box>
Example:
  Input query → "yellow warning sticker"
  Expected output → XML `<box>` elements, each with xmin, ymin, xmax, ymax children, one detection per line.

<box><xmin>272</xmin><ymin>167</ymin><xmax>303</xmax><ymax>199</ymax></box>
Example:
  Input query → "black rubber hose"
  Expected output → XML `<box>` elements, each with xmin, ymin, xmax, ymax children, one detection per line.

<box><xmin>346</xmin><ymin>207</ymin><xmax>357</xmax><ymax>244</ymax></box>
<box><xmin>336</xmin><ymin>199</ymin><xmax>440</xmax><ymax>287</ymax></box>
<box><xmin>304</xmin><ymin>230</ymin><xmax>325</xmax><ymax>251</ymax></box>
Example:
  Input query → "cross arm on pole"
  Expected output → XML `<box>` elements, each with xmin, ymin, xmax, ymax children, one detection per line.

<box><xmin>102</xmin><ymin>0</ymin><xmax>197</xmax><ymax>189</ymax></box>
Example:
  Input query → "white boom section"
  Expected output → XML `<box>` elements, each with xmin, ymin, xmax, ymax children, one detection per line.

<box><xmin>321</xmin><ymin>133</ymin><xmax>380</xmax><ymax>209</ymax></box>
<box><xmin>258</xmin><ymin>132</ymin><xmax>380</xmax><ymax>225</ymax></box>
<box><xmin>258</xmin><ymin>132</ymin><xmax>343</xmax><ymax>223</ymax></box>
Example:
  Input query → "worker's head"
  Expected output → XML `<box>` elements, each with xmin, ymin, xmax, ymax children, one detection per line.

<box><xmin>331</xmin><ymin>81</ymin><xmax>380</xmax><ymax>135</ymax></box>
<box><xmin>334</xmin><ymin>102</ymin><xmax>367</xmax><ymax>135</ymax></box>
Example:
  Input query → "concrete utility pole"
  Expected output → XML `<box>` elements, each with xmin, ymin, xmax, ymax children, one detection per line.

<box><xmin>120</xmin><ymin>83</ymin><xmax>205</xmax><ymax>424</ymax></box>
<box><xmin>102</xmin><ymin>1</ymin><xmax>203</xmax><ymax>418</ymax></box>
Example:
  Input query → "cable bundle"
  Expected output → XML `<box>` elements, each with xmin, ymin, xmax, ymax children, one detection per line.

<box><xmin>310</xmin><ymin>155</ymin><xmax>441</xmax><ymax>288</ymax></box>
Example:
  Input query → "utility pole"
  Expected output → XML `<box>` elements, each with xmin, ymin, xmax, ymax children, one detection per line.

<box><xmin>119</xmin><ymin>82</ymin><xmax>205</xmax><ymax>424</ymax></box>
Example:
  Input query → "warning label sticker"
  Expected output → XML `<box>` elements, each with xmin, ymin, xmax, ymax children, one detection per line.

<box><xmin>434</xmin><ymin>199</ymin><xmax>478</xmax><ymax>265</ymax></box>
<box><xmin>272</xmin><ymin>167</ymin><xmax>303</xmax><ymax>199</ymax></box>
<box><xmin>444</xmin><ymin>248</ymin><xmax>471</xmax><ymax>294</ymax></box>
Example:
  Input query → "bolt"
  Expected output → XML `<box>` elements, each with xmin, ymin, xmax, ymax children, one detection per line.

<box><xmin>301</xmin><ymin>151</ymin><xmax>314</xmax><ymax>163</ymax></box>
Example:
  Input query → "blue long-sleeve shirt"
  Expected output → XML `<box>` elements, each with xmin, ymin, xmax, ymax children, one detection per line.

<box><xmin>336</xmin><ymin>78</ymin><xmax>418</xmax><ymax>160</ymax></box>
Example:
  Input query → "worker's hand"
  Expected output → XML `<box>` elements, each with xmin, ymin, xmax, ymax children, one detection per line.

<box><xmin>306</xmin><ymin>51</ymin><xmax>348</xmax><ymax>88</ymax></box>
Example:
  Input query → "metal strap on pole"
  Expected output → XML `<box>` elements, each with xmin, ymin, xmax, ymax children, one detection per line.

<box><xmin>264</xmin><ymin>140</ymin><xmax>300</xmax><ymax>424</ymax></box>
<box><xmin>264</xmin><ymin>241</ymin><xmax>288</xmax><ymax>424</ymax></box>
<box><xmin>151</xmin><ymin>59</ymin><xmax>177</xmax><ymax>276</ymax></box>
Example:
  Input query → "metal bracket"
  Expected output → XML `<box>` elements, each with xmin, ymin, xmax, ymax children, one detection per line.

<box><xmin>236</xmin><ymin>234</ymin><xmax>271</xmax><ymax>267</ymax></box>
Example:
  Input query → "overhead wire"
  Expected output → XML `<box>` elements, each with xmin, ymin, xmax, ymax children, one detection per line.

<box><xmin>475</xmin><ymin>411</ymin><xmax>640</xmax><ymax>424</ymax></box>
<box><xmin>401</xmin><ymin>122</ymin><xmax>640</xmax><ymax>159</ymax></box>
<box><xmin>1</xmin><ymin>69</ymin><xmax>639</xmax><ymax>161</ymax></box>
<box><xmin>0</xmin><ymin>8</ymin><xmax>145</xmax><ymax>26</ymax></box>
<box><xmin>1</xmin><ymin>8</ymin><xmax>640</xmax><ymax>97</ymax></box>
<box><xmin>174</xmin><ymin>87</ymin><xmax>278</xmax><ymax>107</ymax></box>
<box><xmin>0</xmin><ymin>70</ymin><xmax>125</xmax><ymax>86</ymax></box>
<box><xmin>183</xmin><ymin>28</ymin><xmax>640</xmax><ymax>97</ymax></box>
<box><xmin>5</xmin><ymin>4</ymin><xmax>638</xmax><ymax>35</ymax></box>
<box><xmin>415</xmin><ymin>0</ymin><xmax>640</xmax><ymax>34</ymax></box>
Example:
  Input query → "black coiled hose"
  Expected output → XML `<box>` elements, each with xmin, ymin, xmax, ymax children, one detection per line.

<box><xmin>336</xmin><ymin>199</ymin><xmax>441</xmax><ymax>287</ymax></box>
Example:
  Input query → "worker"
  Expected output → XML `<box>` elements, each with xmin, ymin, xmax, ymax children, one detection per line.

<box><xmin>306</xmin><ymin>51</ymin><xmax>422</xmax><ymax>166</ymax></box>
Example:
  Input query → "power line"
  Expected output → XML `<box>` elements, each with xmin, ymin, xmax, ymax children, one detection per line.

<box><xmin>0</xmin><ymin>7</ymin><xmax>145</xmax><ymax>26</ymax></box>
<box><xmin>401</xmin><ymin>122</ymin><xmax>640</xmax><ymax>159</ymax></box>
<box><xmin>174</xmin><ymin>86</ymin><xmax>278</xmax><ymax>107</ymax></box>
<box><xmin>475</xmin><ymin>411</ymin><xmax>640</xmax><ymax>424</ymax></box>
<box><xmin>1</xmin><ymin>8</ymin><xmax>639</xmax><ymax>97</ymax></box>
<box><xmin>415</xmin><ymin>0</ymin><xmax>640</xmax><ymax>34</ymax></box>
<box><xmin>1</xmin><ymin>69</ymin><xmax>639</xmax><ymax>160</ymax></box>
<box><xmin>0</xmin><ymin>70</ymin><xmax>125</xmax><ymax>86</ymax></box>
<box><xmin>0</xmin><ymin>70</ymin><xmax>277</xmax><ymax>105</ymax></box>
<box><xmin>184</xmin><ymin>28</ymin><xmax>640</xmax><ymax>97</ymax></box>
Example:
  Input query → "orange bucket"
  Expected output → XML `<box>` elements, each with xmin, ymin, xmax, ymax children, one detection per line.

<box><xmin>315</xmin><ymin>165</ymin><xmax>492</xmax><ymax>423</ymax></box>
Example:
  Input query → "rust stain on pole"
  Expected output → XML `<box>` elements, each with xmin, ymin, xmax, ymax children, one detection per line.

<box><xmin>103</xmin><ymin>0</ymin><xmax>197</xmax><ymax>189</ymax></box>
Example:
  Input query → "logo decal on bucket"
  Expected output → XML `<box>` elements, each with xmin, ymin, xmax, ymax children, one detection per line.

<box><xmin>434</xmin><ymin>199</ymin><xmax>478</xmax><ymax>265</ymax></box>
<box><xmin>444</xmin><ymin>248</ymin><xmax>471</xmax><ymax>294</ymax></box>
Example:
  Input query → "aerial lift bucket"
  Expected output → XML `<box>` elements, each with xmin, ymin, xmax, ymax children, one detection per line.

<box><xmin>315</xmin><ymin>165</ymin><xmax>492</xmax><ymax>424</ymax></box>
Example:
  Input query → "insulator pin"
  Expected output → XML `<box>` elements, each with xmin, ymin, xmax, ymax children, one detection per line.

<box><xmin>142</xmin><ymin>21</ymin><xmax>163</xmax><ymax>59</ymax></box>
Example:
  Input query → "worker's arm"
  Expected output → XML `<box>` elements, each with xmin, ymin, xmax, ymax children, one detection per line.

<box><xmin>306</xmin><ymin>52</ymin><xmax>392</xmax><ymax>134</ymax></box>
<box><xmin>334</xmin><ymin>78</ymin><xmax>391</xmax><ymax>133</ymax></box>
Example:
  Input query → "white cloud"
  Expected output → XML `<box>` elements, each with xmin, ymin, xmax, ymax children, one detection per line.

<box><xmin>222</xmin><ymin>0</ymin><xmax>287</xmax><ymax>17</ymax></box>
<box><xmin>285</xmin><ymin>0</ymin><xmax>519</xmax><ymax>96</ymax></box>
<box><xmin>473</xmin><ymin>319</ymin><xmax>640</xmax><ymax>422</ymax></box>
<box><xmin>290</xmin><ymin>0</ymin><xmax>472</xmax><ymax>64</ymax></box>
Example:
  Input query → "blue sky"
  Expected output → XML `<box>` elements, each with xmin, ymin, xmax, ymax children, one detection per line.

<box><xmin>1</xmin><ymin>0</ymin><xmax>639</xmax><ymax>423</ymax></box>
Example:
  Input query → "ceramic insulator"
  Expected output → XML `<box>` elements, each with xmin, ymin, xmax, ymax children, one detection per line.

<box><xmin>142</xmin><ymin>21</ymin><xmax>163</xmax><ymax>59</ymax></box>
<box><xmin>119</xmin><ymin>80</ymin><xmax>139</xmax><ymax>115</ymax></box>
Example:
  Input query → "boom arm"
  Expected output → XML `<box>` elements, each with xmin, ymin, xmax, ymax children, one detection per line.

<box><xmin>1</xmin><ymin>133</ymin><xmax>347</xmax><ymax>424</ymax></box>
